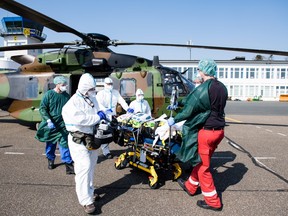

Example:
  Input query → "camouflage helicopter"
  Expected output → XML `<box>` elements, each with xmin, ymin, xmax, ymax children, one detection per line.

<box><xmin>1</xmin><ymin>0</ymin><xmax>288</xmax><ymax>123</ymax></box>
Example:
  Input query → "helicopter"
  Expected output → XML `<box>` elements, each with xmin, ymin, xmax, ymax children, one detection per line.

<box><xmin>1</xmin><ymin>0</ymin><xmax>288</xmax><ymax>123</ymax></box>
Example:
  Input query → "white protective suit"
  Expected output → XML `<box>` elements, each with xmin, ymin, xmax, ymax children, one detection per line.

<box><xmin>129</xmin><ymin>89</ymin><xmax>151</xmax><ymax>116</ymax></box>
<box><xmin>96</xmin><ymin>77</ymin><xmax>129</xmax><ymax>156</ymax></box>
<box><xmin>62</xmin><ymin>73</ymin><xmax>102</xmax><ymax>207</ymax></box>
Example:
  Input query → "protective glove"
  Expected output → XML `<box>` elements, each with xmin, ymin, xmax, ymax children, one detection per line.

<box><xmin>167</xmin><ymin>117</ymin><xmax>175</xmax><ymax>126</ymax></box>
<box><xmin>167</xmin><ymin>102</ymin><xmax>178</xmax><ymax>110</ymax></box>
<box><xmin>97</xmin><ymin>111</ymin><xmax>106</xmax><ymax>120</ymax></box>
<box><xmin>47</xmin><ymin>119</ymin><xmax>55</xmax><ymax>129</ymax></box>
<box><xmin>105</xmin><ymin>109</ymin><xmax>113</xmax><ymax>115</ymax></box>
<box><xmin>127</xmin><ymin>108</ymin><xmax>134</xmax><ymax>113</ymax></box>
<box><xmin>167</xmin><ymin>104</ymin><xmax>178</xmax><ymax>110</ymax></box>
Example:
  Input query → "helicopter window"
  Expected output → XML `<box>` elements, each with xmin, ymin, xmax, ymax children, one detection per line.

<box><xmin>120</xmin><ymin>78</ymin><xmax>136</xmax><ymax>97</ymax></box>
<box><xmin>180</xmin><ymin>75</ymin><xmax>195</xmax><ymax>92</ymax></box>
<box><xmin>164</xmin><ymin>73</ymin><xmax>186</xmax><ymax>95</ymax></box>
<box><xmin>8</xmin><ymin>75</ymin><xmax>38</xmax><ymax>100</ymax></box>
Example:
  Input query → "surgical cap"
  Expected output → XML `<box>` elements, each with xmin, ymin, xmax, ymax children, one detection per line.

<box><xmin>104</xmin><ymin>77</ymin><xmax>113</xmax><ymax>84</ymax></box>
<box><xmin>198</xmin><ymin>59</ymin><xmax>217</xmax><ymax>77</ymax></box>
<box><xmin>53</xmin><ymin>76</ymin><xmax>67</xmax><ymax>84</ymax></box>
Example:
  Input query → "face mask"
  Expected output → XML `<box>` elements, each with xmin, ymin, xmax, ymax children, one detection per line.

<box><xmin>137</xmin><ymin>95</ymin><xmax>144</xmax><ymax>102</ymax></box>
<box><xmin>87</xmin><ymin>90</ymin><xmax>96</xmax><ymax>97</ymax></box>
<box><xmin>59</xmin><ymin>85</ymin><xmax>67</xmax><ymax>92</ymax></box>
<box><xmin>105</xmin><ymin>85</ymin><xmax>113</xmax><ymax>91</ymax></box>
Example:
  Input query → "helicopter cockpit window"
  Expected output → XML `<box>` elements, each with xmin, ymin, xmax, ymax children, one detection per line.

<box><xmin>180</xmin><ymin>74</ymin><xmax>195</xmax><ymax>92</ymax></box>
<box><xmin>120</xmin><ymin>78</ymin><xmax>136</xmax><ymax>97</ymax></box>
<box><xmin>163</xmin><ymin>72</ymin><xmax>187</xmax><ymax>96</ymax></box>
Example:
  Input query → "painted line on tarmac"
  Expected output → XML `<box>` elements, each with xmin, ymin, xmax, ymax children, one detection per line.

<box><xmin>225</xmin><ymin>117</ymin><xmax>242</xmax><ymax>123</ymax></box>
<box><xmin>3</xmin><ymin>152</ymin><xmax>60</xmax><ymax>156</ymax></box>
<box><xmin>257</xmin><ymin>126</ymin><xmax>287</xmax><ymax>137</ymax></box>
<box><xmin>277</xmin><ymin>133</ymin><xmax>287</xmax><ymax>137</ymax></box>
<box><xmin>4</xmin><ymin>152</ymin><xmax>24</xmax><ymax>155</ymax></box>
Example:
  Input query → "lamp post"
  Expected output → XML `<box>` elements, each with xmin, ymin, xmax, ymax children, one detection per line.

<box><xmin>187</xmin><ymin>40</ymin><xmax>192</xmax><ymax>60</ymax></box>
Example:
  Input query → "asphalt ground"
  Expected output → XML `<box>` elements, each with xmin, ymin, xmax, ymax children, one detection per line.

<box><xmin>0</xmin><ymin>101</ymin><xmax>287</xmax><ymax>216</ymax></box>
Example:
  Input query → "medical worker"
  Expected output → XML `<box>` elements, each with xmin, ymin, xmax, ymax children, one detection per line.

<box><xmin>96</xmin><ymin>77</ymin><xmax>131</xmax><ymax>159</ymax></box>
<box><xmin>62</xmin><ymin>73</ymin><xmax>106</xmax><ymax>214</ymax></box>
<box><xmin>168</xmin><ymin>59</ymin><xmax>228</xmax><ymax>211</ymax></box>
<box><xmin>129</xmin><ymin>89</ymin><xmax>151</xmax><ymax>116</ymax></box>
<box><xmin>35</xmin><ymin>76</ymin><xmax>74</xmax><ymax>175</ymax></box>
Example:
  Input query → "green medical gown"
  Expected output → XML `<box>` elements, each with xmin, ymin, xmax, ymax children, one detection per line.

<box><xmin>35</xmin><ymin>90</ymin><xmax>70</xmax><ymax>147</ymax></box>
<box><xmin>174</xmin><ymin>79</ymin><xmax>212</xmax><ymax>166</ymax></box>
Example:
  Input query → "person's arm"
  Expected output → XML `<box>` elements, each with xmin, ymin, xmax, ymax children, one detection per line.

<box><xmin>117</xmin><ymin>91</ymin><xmax>129</xmax><ymax>111</ymax></box>
<box><xmin>39</xmin><ymin>91</ymin><xmax>52</xmax><ymax>122</ymax></box>
<box><xmin>145</xmin><ymin>100</ymin><xmax>152</xmax><ymax>116</ymax></box>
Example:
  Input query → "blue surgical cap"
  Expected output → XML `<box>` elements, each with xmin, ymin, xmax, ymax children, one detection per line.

<box><xmin>53</xmin><ymin>76</ymin><xmax>67</xmax><ymax>84</ymax></box>
<box><xmin>198</xmin><ymin>59</ymin><xmax>217</xmax><ymax>76</ymax></box>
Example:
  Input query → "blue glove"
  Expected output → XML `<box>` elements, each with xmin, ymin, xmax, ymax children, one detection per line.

<box><xmin>167</xmin><ymin>103</ymin><xmax>178</xmax><ymax>110</ymax></box>
<box><xmin>47</xmin><ymin>119</ymin><xmax>55</xmax><ymax>129</ymax></box>
<box><xmin>97</xmin><ymin>111</ymin><xmax>106</xmax><ymax>120</ymax></box>
<box><xmin>167</xmin><ymin>117</ymin><xmax>175</xmax><ymax>126</ymax></box>
<box><xmin>127</xmin><ymin>108</ymin><xmax>134</xmax><ymax>113</ymax></box>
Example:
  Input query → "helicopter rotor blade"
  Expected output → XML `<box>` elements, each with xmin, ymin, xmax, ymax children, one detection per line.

<box><xmin>111</xmin><ymin>41</ymin><xmax>288</xmax><ymax>57</ymax></box>
<box><xmin>0</xmin><ymin>42</ymin><xmax>79</xmax><ymax>52</ymax></box>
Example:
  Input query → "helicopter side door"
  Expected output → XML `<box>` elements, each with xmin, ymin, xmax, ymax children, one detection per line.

<box><xmin>112</xmin><ymin>71</ymin><xmax>153</xmax><ymax>115</ymax></box>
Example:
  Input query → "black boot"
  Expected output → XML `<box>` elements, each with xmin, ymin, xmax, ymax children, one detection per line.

<box><xmin>48</xmin><ymin>160</ymin><xmax>55</xmax><ymax>170</ymax></box>
<box><xmin>65</xmin><ymin>163</ymin><xmax>75</xmax><ymax>175</ymax></box>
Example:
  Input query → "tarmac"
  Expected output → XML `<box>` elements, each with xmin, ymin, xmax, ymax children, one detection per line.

<box><xmin>0</xmin><ymin>101</ymin><xmax>287</xmax><ymax>215</ymax></box>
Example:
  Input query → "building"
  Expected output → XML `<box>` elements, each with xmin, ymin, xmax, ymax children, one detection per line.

<box><xmin>160</xmin><ymin>58</ymin><xmax>288</xmax><ymax>101</ymax></box>
<box><xmin>0</xmin><ymin>16</ymin><xmax>46</xmax><ymax>70</ymax></box>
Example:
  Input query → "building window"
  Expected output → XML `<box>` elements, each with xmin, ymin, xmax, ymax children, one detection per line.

<box><xmin>250</xmin><ymin>68</ymin><xmax>255</xmax><ymax>79</ymax></box>
<box><xmin>235</xmin><ymin>68</ymin><xmax>240</xmax><ymax>78</ymax></box>
<box><xmin>281</xmin><ymin>68</ymin><xmax>286</xmax><ymax>79</ymax></box>
<box><xmin>219</xmin><ymin>67</ymin><xmax>224</xmax><ymax>78</ymax></box>
<box><xmin>241</xmin><ymin>68</ymin><xmax>244</xmax><ymax>78</ymax></box>
<box><xmin>225</xmin><ymin>68</ymin><xmax>228</xmax><ymax>79</ymax></box>
<box><xmin>230</xmin><ymin>68</ymin><xmax>234</xmax><ymax>79</ymax></box>
<box><xmin>266</xmin><ymin>68</ymin><xmax>270</xmax><ymax>79</ymax></box>
<box><xmin>246</xmin><ymin>68</ymin><xmax>249</xmax><ymax>79</ymax></box>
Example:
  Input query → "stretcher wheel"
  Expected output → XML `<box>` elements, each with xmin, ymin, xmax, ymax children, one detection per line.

<box><xmin>114</xmin><ymin>158</ymin><xmax>128</xmax><ymax>170</ymax></box>
<box><xmin>148</xmin><ymin>176</ymin><xmax>158</xmax><ymax>189</ymax></box>
<box><xmin>148</xmin><ymin>181</ymin><xmax>158</xmax><ymax>189</ymax></box>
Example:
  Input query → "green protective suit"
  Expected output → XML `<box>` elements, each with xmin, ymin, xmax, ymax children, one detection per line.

<box><xmin>174</xmin><ymin>79</ymin><xmax>212</xmax><ymax>166</ymax></box>
<box><xmin>35</xmin><ymin>90</ymin><xmax>70</xmax><ymax>147</ymax></box>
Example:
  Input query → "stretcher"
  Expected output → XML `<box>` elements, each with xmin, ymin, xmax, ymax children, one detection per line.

<box><xmin>114</xmin><ymin>112</ymin><xmax>183</xmax><ymax>189</ymax></box>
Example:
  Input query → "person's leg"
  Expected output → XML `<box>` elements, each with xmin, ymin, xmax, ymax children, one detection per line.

<box><xmin>184</xmin><ymin>163</ymin><xmax>201</xmax><ymax>194</ymax></box>
<box><xmin>101</xmin><ymin>143</ymin><xmax>112</xmax><ymax>158</ymax></box>
<box><xmin>88</xmin><ymin>150</ymin><xmax>98</xmax><ymax>199</ymax></box>
<box><xmin>197</xmin><ymin>129</ymin><xmax>224</xmax><ymax>208</ymax></box>
<box><xmin>45</xmin><ymin>141</ymin><xmax>56</xmax><ymax>160</ymax></box>
<box><xmin>45</xmin><ymin>142</ymin><xmax>56</xmax><ymax>169</ymax></box>
<box><xmin>68</xmin><ymin>134</ymin><xmax>94</xmax><ymax>207</ymax></box>
<box><xmin>58</xmin><ymin>137</ymin><xmax>73</xmax><ymax>164</ymax></box>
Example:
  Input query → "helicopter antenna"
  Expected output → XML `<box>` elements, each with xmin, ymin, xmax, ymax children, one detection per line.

<box><xmin>152</xmin><ymin>56</ymin><xmax>160</xmax><ymax>67</ymax></box>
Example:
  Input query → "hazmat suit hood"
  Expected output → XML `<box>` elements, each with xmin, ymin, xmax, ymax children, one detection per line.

<box><xmin>77</xmin><ymin>73</ymin><xmax>96</xmax><ymax>95</ymax></box>
<box><xmin>136</xmin><ymin>89</ymin><xmax>144</xmax><ymax>102</ymax></box>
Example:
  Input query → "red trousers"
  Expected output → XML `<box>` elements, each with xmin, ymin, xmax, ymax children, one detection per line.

<box><xmin>185</xmin><ymin>128</ymin><xmax>224</xmax><ymax>208</ymax></box>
